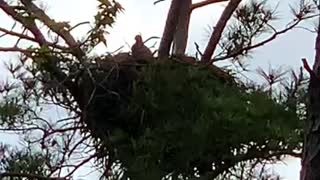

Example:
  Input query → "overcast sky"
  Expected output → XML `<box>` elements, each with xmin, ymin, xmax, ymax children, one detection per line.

<box><xmin>0</xmin><ymin>0</ymin><xmax>317</xmax><ymax>179</ymax></box>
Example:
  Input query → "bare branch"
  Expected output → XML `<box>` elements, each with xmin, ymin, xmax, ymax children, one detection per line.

<box><xmin>0</xmin><ymin>46</ymin><xmax>33</xmax><ymax>55</ymax></box>
<box><xmin>154</xmin><ymin>0</ymin><xmax>166</xmax><ymax>5</ymax></box>
<box><xmin>191</xmin><ymin>0</ymin><xmax>228</xmax><ymax>11</ymax></box>
<box><xmin>201</xmin><ymin>0</ymin><xmax>242</xmax><ymax>63</ymax></box>
<box><xmin>0</xmin><ymin>27</ymin><xmax>70</xmax><ymax>50</ymax></box>
<box><xmin>158</xmin><ymin>0</ymin><xmax>182</xmax><ymax>59</ymax></box>
<box><xmin>0</xmin><ymin>0</ymin><xmax>47</xmax><ymax>45</ymax></box>
<box><xmin>20</xmin><ymin>0</ymin><xmax>84</xmax><ymax>58</ymax></box>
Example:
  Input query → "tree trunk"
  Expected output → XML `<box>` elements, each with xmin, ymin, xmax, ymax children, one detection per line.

<box><xmin>158</xmin><ymin>0</ymin><xmax>182</xmax><ymax>59</ymax></box>
<box><xmin>300</xmin><ymin>16</ymin><xmax>320</xmax><ymax>180</ymax></box>
<box><xmin>172</xmin><ymin>0</ymin><xmax>191</xmax><ymax>56</ymax></box>
<box><xmin>200</xmin><ymin>0</ymin><xmax>241</xmax><ymax>64</ymax></box>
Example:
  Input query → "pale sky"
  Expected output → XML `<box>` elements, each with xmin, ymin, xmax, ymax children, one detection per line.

<box><xmin>0</xmin><ymin>0</ymin><xmax>317</xmax><ymax>179</ymax></box>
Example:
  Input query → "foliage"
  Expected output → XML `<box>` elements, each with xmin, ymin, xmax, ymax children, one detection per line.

<box><xmin>0</xmin><ymin>145</ymin><xmax>52</xmax><ymax>180</ymax></box>
<box><xmin>99</xmin><ymin>62</ymin><xmax>302</xmax><ymax>179</ymax></box>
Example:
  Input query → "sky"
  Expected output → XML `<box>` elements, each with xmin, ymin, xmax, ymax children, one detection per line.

<box><xmin>0</xmin><ymin>0</ymin><xmax>318</xmax><ymax>179</ymax></box>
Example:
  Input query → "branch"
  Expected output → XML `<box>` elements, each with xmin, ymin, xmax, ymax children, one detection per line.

<box><xmin>213</xmin><ymin>14</ymin><xmax>320</xmax><ymax>62</ymax></box>
<box><xmin>0</xmin><ymin>27</ymin><xmax>69</xmax><ymax>51</ymax></box>
<box><xmin>0</xmin><ymin>172</ymin><xmax>66</xmax><ymax>180</ymax></box>
<box><xmin>191</xmin><ymin>0</ymin><xmax>228</xmax><ymax>11</ymax></box>
<box><xmin>0</xmin><ymin>0</ymin><xmax>47</xmax><ymax>45</ymax></box>
<box><xmin>158</xmin><ymin>0</ymin><xmax>182</xmax><ymax>59</ymax></box>
<box><xmin>154</xmin><ymin>0</ymin><xmax>166</xmax><ymax>5</ymax></box>
<box><xmin>20</xmin><ymin>0</ymin><xmax>84</xmax><ymax>58</ymax></box>
<box><xmin>302</xmin><ymin>58</ymin><xmax>314</xmax><ymax>75</ymax></box>
<box><xmin>0</xmin><ymin>46</ymin><xmax>33</xmax><ymax>55</ymax></box>
<box><xmin>203</xmin><ymin>147</ymin><xmax>301</xmax><ymax>179</ymax></box>
<box><xmin>200</xmin><ymin>0</ymin><xmax>242</xmax><ymax>63</ymax></box>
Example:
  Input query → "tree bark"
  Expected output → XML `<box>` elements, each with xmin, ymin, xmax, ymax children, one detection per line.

<box><xmin>159</xmin><ymin>0</ymin><xmax>231</xmax><ymax>59</ymax></box>
<box><xmin>200</xmin><ymin>0</ymin><xmax>242</xmax><ymax>64</ymax></box>
<box><xmin>158</xmin><ymin>0</ymin><xmax>182</xmax><ymax>59</ymax></box>
<box><xmin>172</xmin><ymin>0</ymin><xmax>191</xmax><ymax>56</ymax></box>
<box><xmin>301</xmin><ymin>16</ymin><xmax>320</xmax><ymax>180</ymax></box>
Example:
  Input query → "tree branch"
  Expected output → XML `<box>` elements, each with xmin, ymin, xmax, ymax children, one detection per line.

<box><xmin>191</xmin><ymin>0</ymin><xmax>228</xmax><ymax>11</ymax></box>
<box><xmin>158</xmin><ymin>0</ymin><xmax>182</xmax><ymax>59</ymax></box>
<box><xmin>212</xmin><ymin>14</ymin><xmax>319</xmax><ymax>62</ymax></box>
<box><xmin>0</xmin><ymin>0</ymin><xmax>47</xmax><ymax>45</ymax></box>
<box><xmin>0</xmin><ymin>27</ymin><xmax>69</xmax><ymax>51</ymax></box>
<box><xmin>200</xmin><ymin>0</ymin><xmax>242</xmax><ymax>63</ymax></box>
<box><xmin>20</xmin><ymin>0</ymin><xmax>84</xmax><ymax>58</ymax></box>
<box><xmin>0</xmin><ymin>172</ymin><xmax>66</xmax><ymax>180</ymax></box>
<box><xmin>0</xmin><ymin>46</ymin><xmax>33</xmax><ymax>55</ymax></box>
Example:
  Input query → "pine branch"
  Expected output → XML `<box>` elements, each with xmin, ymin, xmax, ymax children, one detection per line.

<box><xmin>213</xmin><ymin>14</ymin><xmax>320</xmax><ymax>62</ymax></box>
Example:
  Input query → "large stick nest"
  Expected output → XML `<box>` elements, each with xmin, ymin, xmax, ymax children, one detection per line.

<box><xmin>74</xmin><ymin>53</ymin><xmax>235</xmax><ymax>140</ymax></box>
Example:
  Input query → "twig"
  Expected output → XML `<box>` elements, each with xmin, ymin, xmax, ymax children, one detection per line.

<box><xmin>154</xmin><ymin>0</ymin><xmax>166</xmax><ymax>5</ymax></box>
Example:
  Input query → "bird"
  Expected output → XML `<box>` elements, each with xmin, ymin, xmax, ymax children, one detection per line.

<box><xmin>131</xmin><ymin>35</ymin><xmax>153</xmax><ymax>61</ymax></box>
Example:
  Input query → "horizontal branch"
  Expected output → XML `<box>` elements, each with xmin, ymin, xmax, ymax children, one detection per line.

<box><xmin>0</xmin><ymin>46</ymin><xmax>33</xmax><ymax>55</ymax></box>
<box><xmin>0</xmin><ymin>172</ymin><xmax>66</xmax><ymax>180</ymax></box>
<box><xmin>191</xmin><ymin>0</ymin><xmax>228</xmax><ymax>11</ymax></box>
<box><xmin>0</xmin><ymin>27</ymin><xmax>69</xmax><ymax>51</ymax></box>
<box><xmin>213</xmin><ymin>14</ymin><xmax>320</xmax><ymax>62</ymax></box>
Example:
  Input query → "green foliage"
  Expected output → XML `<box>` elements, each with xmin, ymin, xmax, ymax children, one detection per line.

<box><xmin>219</xmin><ymin>0</ymin><xmax>277</xmax><ymax>59</ymax></box>
<box><xmin>101</xmin><ymin>62</ymin><xmax>302</xmax><ymax>179</ymax></box>
<box><xmin>0</xmin><ymin>145</ymin><xmax>50</xmax><ymax>180</ymax></box>
<box><xmin>83</xmin><ymin>0</ymin><xmax>124</xmax><ymax>52</ymax></box>
<box><xmin>0</xmin><ymin>99</ymin><xmax>24</xmax><ymax>127</ymax></box>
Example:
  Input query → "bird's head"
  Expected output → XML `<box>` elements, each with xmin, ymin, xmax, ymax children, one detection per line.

<box><xmin>135</xmin><ymin>35</ymin><xmax>143</xmax><ymax>43</ymax></box>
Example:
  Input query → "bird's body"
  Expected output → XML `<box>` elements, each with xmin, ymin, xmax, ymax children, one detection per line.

<box><xmin>131</xmin><ymin>35</ymin><xmax>153</xmax><ymax>60</ymax></box>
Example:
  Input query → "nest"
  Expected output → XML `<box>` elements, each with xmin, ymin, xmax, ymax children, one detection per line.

<box><xmin>75</xmin><ymin>53</ymin><xmax>235</xmax><ymax>141</ymax></box>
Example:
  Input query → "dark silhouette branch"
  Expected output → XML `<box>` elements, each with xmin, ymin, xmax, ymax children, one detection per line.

<box><xmin>20</xmin><ymin>0</ymin><xmax>84</xmax><ymax>58</ymax></box>
<box><xmin>0</xmin><ymin>27</ymin><xmax>69</xmax><ymax>50</ymax></box>
<box><xmin>212</xmin><ymin>14</ymin><xmax>320</xmax><ymax>62</ymax></box>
